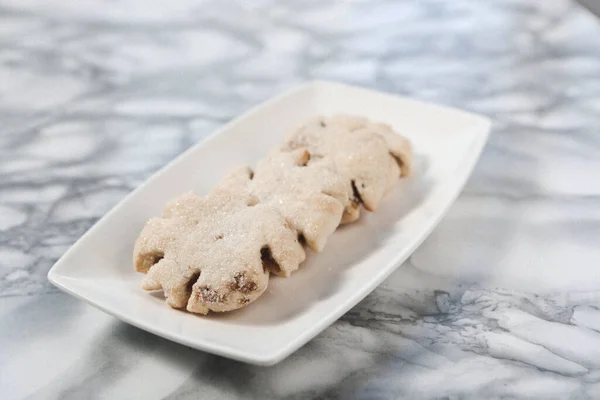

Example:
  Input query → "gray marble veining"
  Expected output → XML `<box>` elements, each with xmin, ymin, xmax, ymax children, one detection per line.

<box><xmin>1</xmin><ymin>0</ymin><xmax>600</xmax><ymax>399</ymax></box>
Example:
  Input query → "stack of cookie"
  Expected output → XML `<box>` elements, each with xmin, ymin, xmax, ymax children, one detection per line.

<box><xmin>133</xmin><ymin>115</ymin><xmax>412</xmax><ymax>315</ymax></box>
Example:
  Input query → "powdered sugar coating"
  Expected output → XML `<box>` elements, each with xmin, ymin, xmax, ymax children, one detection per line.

<box><xmin>221</xmin><ymin>148</ymin><xmax>352</xmax><ymax>255</ymax></box>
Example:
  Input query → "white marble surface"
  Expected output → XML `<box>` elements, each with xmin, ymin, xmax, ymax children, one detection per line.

<box><xmin>1</xmin><ymin>0</ymin><xmax>600</xmax><ymax>399</ymax></box>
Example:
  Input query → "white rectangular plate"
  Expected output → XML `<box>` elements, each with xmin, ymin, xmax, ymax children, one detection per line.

<box><xmin>48</xmin><ymin>81</ymin><xmax>490</xmax><ymax>365</ymax></box>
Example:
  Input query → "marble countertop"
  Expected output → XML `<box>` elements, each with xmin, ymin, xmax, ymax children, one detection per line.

<box><xmin>1</xmin><ymin>0</ymin><xmax>600</xmax><ymax>399</ymax></box>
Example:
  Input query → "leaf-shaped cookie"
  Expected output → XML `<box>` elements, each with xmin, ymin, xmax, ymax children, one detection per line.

<box><xmin>133</xmin><ymin>188</ymin><xmax>305</xmax><ymax>314</ymax></box>
<box><xmin>284</xmin><ymin>115</ymin><xmax>412</xmax><ymax>223</ymax></box>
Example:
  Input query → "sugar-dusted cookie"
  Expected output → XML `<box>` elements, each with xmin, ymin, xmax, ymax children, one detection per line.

<box><xmin>133</xmin><ymin>190</ymin><xmax>305</xmax><ymax>314</ymax></box>
<box><xmin>134</xmin><ymin>114</ymin><xmax>413</xmax><ymax>315</ymax></box>
<box><xmin>284</xmin><ymin>115</ymin><xmax>412</xmax><ymax>223</ymax></box>
<box><xmin>220</xmin><ymin>148</ymin><xmax>352</xmax><ymax>255</ymax></box>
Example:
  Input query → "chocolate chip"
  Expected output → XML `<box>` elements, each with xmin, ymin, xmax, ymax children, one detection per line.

<box><xmin>231</xmin><ymin>271</ymin><xmax>259</xmax><ymax>293</ymax></box>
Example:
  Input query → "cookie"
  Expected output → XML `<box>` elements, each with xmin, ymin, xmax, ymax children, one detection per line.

<box><xmin>284</xmin><ymin>115</ymin><xmax>412</xmax><ymax>223</ymax></box>
<box><xmin>220</xmin><ymin>148</ymin><xmax>352</xmax><ymax>255</ymax></box>
<box><xmin>134</xmin><ymin>114</ymin><xmax>412</xmax><ymax>315</ymax></box>
<box><xmin>134</xmin><ymin>190</ymin><xmax>305</xmax><ymax>314</ymax></box>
